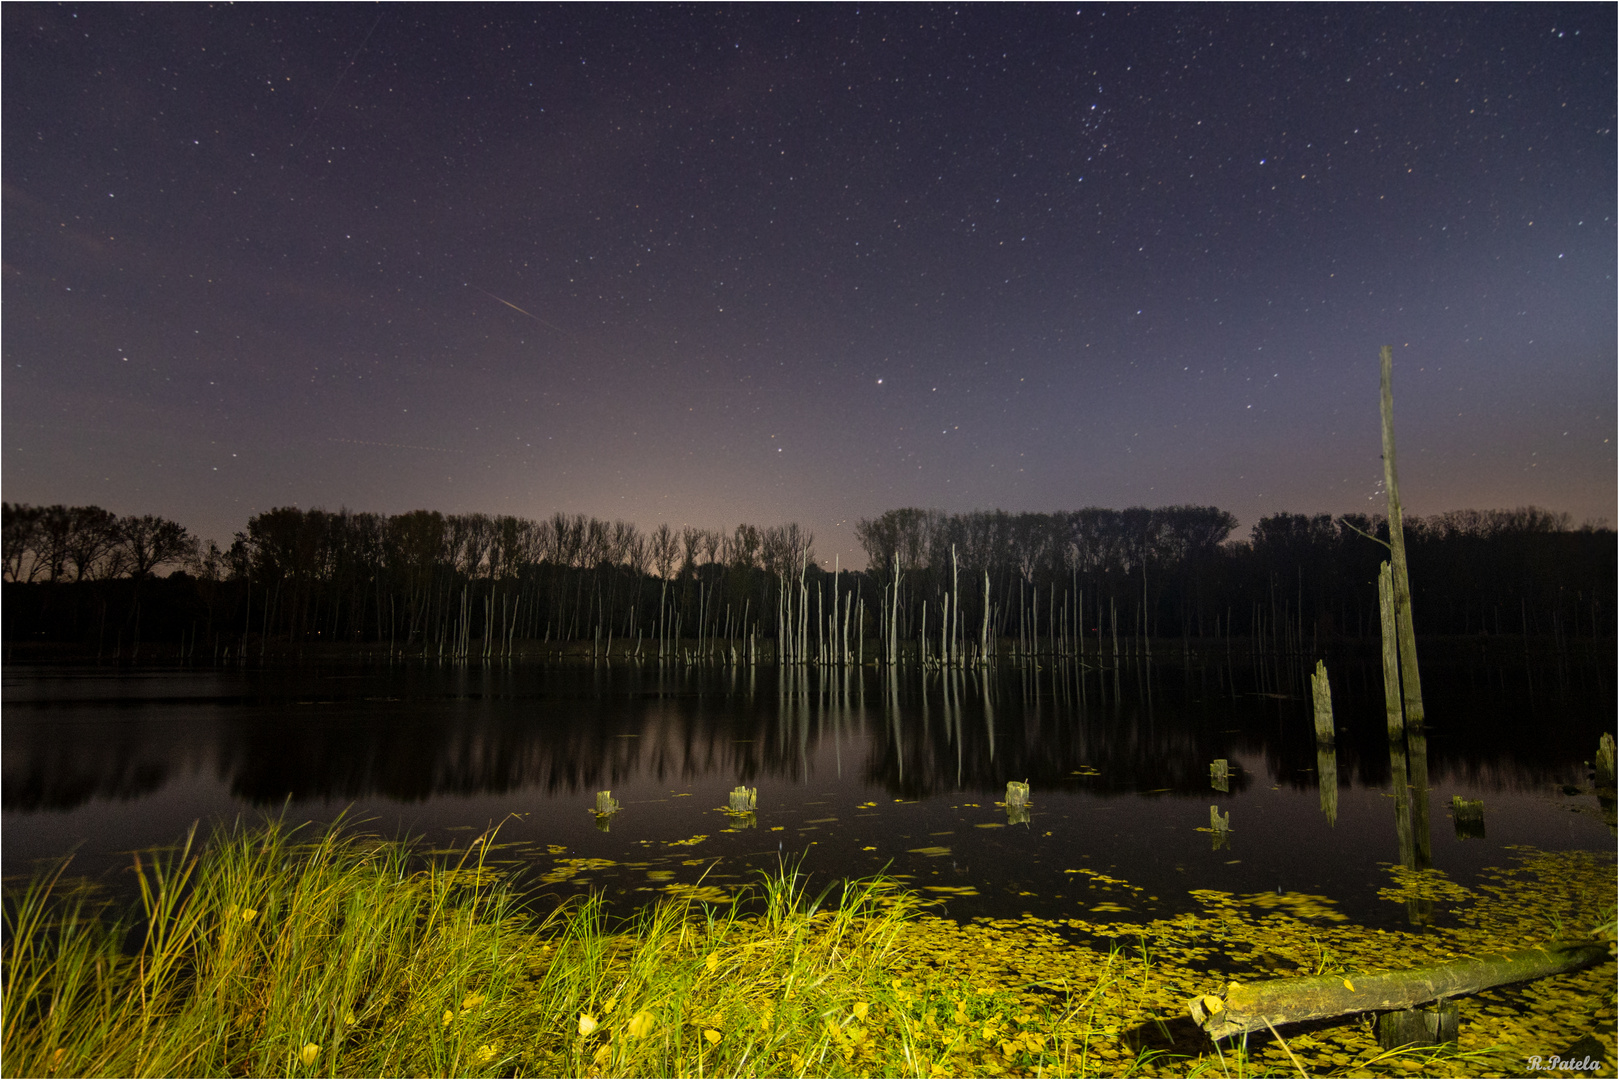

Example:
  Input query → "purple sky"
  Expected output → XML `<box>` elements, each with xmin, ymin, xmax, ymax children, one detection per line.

<box><xmin>5</xmin><ymin>4</ymin><xmax>1614</xmax><ymax>567</ymax></box>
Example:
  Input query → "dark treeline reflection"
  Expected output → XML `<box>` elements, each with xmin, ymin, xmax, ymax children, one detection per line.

<box><xmin>4</xmin><ymin>660</ymin><xmax>1605</xmax><ymax>814</ymax></box>
<box><xmin>2</xmin><ymin>502</ymin><xmax>1612</xmax><ymax>666</ymax></box>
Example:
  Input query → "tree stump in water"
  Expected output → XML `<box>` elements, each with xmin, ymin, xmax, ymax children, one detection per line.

<box><xmin>728</xmin><ymin>786</ymin><xmax>757</xmax><ymax>812</ymax></box>
<box><xmin>1003</xmin><ymin>781</ymin><xmax>1031</xmax><ymax>824</ymax></box>
<box><xmin>1208</xmin><ymin>805</ymin><xmax>1232</xmax><ymax>851</ymax></box>
<box><xmin>1310</xmin><ymin>660</ymin><xmax>1335</xmax><ymax>744</ymax></box>
<box><xmin>1451</xmin><ymin>796</ymin><xmax>1485</xmax><ymax>839</ymax></box>
<box><xmin>595</xmin><ymin>790</ymin><xmax>620</xmax><ymax>814</ymax></box>
<box><xmin>1210</xmin><ymin>759</ymin><xmax>1229</xmax><ymax>793</ymax></box>
<box><xmin>1597</xmin><ymin>733</ymin><xmax>1616</xmax><ymax>791</ymax></box>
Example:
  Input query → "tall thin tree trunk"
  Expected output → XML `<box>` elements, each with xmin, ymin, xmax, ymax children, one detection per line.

<box><xmin>1381</xmin><ymin>345</ymin><xmax>1426</xmax><ymax>727</ymax></box>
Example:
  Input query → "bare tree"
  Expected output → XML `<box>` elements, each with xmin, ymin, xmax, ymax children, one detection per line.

<box><xmin>65</xmin><ymin>506</ymin><xmax>120</xmax><ymax>581</ymax></box>
<box><xmin>651</xmin><ymin>523</ymin><xmax>680</xmax><ymax>580</ymax></box>
<box><xmin>35</xmin><ymin>505</ymin><xmax>74</xmax><ymax>581</ymax></box>
<box><xmin>610</xmin><ymin>521</ymin><xmax>639</xmax><ymax>567</ymax></box>
<box><xmin>582</xmin><ymin>517</ymin><xmax>612</xmax><ymax>569</ymax></box>
<box><xmin>680</xmin><ymin>526</ymin><xmax>702</xmax><ymax>578</ymax></box>
<box><xmin>727</xmin><ymin>523</ymin><xmax>761</xmax><ymax>570</ymax></box>
<box><xmin>2</xmin><ymin>502</ymin><xmax>43</xmax><ymax>582</ymax></box>
<box><xmin>116</xmin><ymin>514</ymin><xmax>195</xmax><ymax>579</ymax></box>
<box><xmin>625</xmin><ymin>532</ymin><xmax>650</xmax><ymax>577</ymax></box>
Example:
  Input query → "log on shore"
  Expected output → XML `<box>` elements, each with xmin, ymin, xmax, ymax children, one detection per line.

<box><xmin>1186</xmin><ymin>941</ymin><xmax>1610</xmax><ymax>1042</ymax></box>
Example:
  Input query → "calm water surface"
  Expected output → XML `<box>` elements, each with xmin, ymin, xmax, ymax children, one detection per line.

<box><xmin>4</xmin><ymin>658</ymin><xmax>1612</xmax><ymax>929</ymax></box>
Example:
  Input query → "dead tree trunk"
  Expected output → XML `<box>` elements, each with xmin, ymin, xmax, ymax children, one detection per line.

<box><xmin>1187</xmin><ymin>942</ymin><xmax>1610</xmax><ymax>1042</ymax></box>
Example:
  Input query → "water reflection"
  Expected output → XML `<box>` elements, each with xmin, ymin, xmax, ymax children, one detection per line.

<box><xmin>1316</xmin><ymin>744</ymin><xmax>1339</xmax><ymax>826</ymax></box>
<box><xmin>5</xmin><ymin>659</ymin><xmax>1612</xmax><ymax>928</ymax></box>
<box><xmin>2</xmin><ymin>661</ymin><xmax>1606</xmax><ymax>816</ymax></box>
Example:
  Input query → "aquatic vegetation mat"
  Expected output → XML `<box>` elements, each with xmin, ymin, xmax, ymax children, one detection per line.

<box><xmin>2</xmin><ymin>822</ymin><xmax>1612</xmax><ymax>1077</ymax></box>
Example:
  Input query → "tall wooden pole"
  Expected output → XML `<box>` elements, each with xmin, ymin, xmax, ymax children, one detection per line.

<box><xmin>1380</xmin><ymin>346</ymin><xmax>1425</xmax><ymax>729</ymax></box>
<box><xmin>1378</xmin><ymin>563</ymin><xmax>1404</xmax><ymax>738</ymax></box>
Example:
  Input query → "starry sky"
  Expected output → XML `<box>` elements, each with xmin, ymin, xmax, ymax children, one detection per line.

<box><xmin>4</xmin><ymin>4</ymin><xmax>1614</xmax><ymax>567</ymax></box>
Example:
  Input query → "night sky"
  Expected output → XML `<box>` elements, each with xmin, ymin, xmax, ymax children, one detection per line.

<box><xmin>5</xmin><ymin>4</ymin><xmax>1614</xmax><ymax>567</ymax></box>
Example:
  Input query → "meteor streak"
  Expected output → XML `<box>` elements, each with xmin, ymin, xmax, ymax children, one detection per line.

<box><xmin>473</xmin><ymin>287</ymin><xmax>567</xmax><ymax>335</ymax></box>
<box><xmin>327</xmin><ymin>437</ymin><xmax>463</xmax><ymax>454</ymax></box>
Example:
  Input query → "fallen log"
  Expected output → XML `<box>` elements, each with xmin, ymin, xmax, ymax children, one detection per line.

<box><xmin>1186</xmin><ymin>941</ymin><xmax>1610</xmax><ymax>1042</ymax></box>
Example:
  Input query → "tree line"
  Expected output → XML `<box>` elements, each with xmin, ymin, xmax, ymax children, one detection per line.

<box><xmin>2</xmin><ymin>500</ymin><xmax>1611</xmax><ymax>663</ymax></box>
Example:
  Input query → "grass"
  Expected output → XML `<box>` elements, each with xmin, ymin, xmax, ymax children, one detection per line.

<box><xmin>3</xmin><ymin>820</ymin><xmax>1613</xmax><ymax>1078</ymax></box>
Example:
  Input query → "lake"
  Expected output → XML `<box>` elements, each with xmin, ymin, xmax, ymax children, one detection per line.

<box><xmin>4</xmin><ymin>654</ymin><xmax>1613</xmax><ymax>930</ymax></box>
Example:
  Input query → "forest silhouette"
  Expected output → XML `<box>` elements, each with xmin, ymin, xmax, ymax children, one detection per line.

<box><xmin>3</xmin><ymin>501</ymin><xmax>1610</xmax><ymax>663</ymax></box>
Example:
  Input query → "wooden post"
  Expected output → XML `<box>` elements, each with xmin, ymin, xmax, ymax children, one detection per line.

<box><xmin>1209</xmin><ymin>804</ymin><xmax>1231</xmax><ymax>851</ymax></box>
<box><xmin>981</xmin><ymin>569</ymin><xmax>991</xmax><ymax>666</ymax></box>
<box><xmin>1380</xmin><ymin>345</ymin><xmax>1425</xmax><ymax>728</ymax></box>
<box><xmin>1005</xmin><ymin>780</ymin><xmax>1031</xmax><ymax>808</ymax></box>
<box><xmin>594</xmin><ymin>790</ymin><xmax>621</xmax><ymax>831</ymax></box>
<box><xmin>1596</xmin><ymin>733</ymin><xmax>1617</xmax><ymax>790</ymax></box>
<box><xmin>728</xmin><ymin>785</ymin><xmax>757</xmax><ymax>812</ymax></box>
<box><xmin>1451</xmin><ymin>796</ymin><xmax>1485</xmax><ymax>839</ymax></box>
<box><xmin>1310</xmin><ymin>659</ymin><xmax>1335</xmax><ymax>743</ymax></box>
<box><xmin>1379</xmin><ymin>562</ymin><xmax>1403</xmax><ymax>738</ymax></box>
<box><xmin>890</xmin><ymin>555</ymin><xmax>901</xmax><ymax>667</ymax></box>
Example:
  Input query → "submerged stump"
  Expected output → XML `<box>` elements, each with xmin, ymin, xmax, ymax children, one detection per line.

<box><xmin>1596</xmin><ymin>733</ymin><xmax>1616</xmax><ymax>791</ymax></box>
<box><xmin>1451</xmin><ymin>796</ymin><xmax>1485</xmax><ymax>839</ymax></box>
<box><xmin>1310</xmin><ymin>660</ymin><xmax>1335</xmax><ymax>744</ymax></box>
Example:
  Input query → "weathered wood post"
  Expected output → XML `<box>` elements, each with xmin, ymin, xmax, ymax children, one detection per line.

<box><xmin>1378</xmin><ymin>563</ymin><xmax>1403</xmax><ymax>738</ymax></box>
<box><xmin>593</xmin><ymin>790</ymin><xmax>620</xmax><ymax>831</ymax></box>
<box><xmin>1004</xmin><ymin>780</ymin><xmax>1031</xmax><ymax>825</ymax></box>
<box><xmin>728</xmin><ymin>785</ymin><xmax>757</xmax><ymax>812</ymax></box>
<box><xmin>1380</xmin><ymin>345</ymin><xmax>1426</xmax><ymax>730</ymax></box>
<box><xmin>1310</xmin><ymin>660</ymin><xmax>1335</xmax><ymax>743</ymax></box>
<box><xmin>1210</xmin><ymin>759</ymin><xmax>1229</xmax><ymax>793</ymax></box>
<box><xmin>1451</xmin><ymin>796</ymin><xmax>1485</xmax><ymax>839</ymax></box>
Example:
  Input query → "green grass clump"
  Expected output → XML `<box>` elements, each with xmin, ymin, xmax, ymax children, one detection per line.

<box><xmin>4</xmin><ymin>819</ymin><xmax>539</xmax><ymax>1077</ymax></box>
<box><xmin>3</xmin><ymin>819</ymin><xmax>1008</xmax><ymax>1077</ymax></box>
<box><xmin>5</xmin><ymin>821</ymin><xmax>1613</xmax><ymax>1078</ymax></box>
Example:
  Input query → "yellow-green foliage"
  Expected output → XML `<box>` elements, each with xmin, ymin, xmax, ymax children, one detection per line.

<box><xmin>4</xmin><ymin>819</ymin><xmax>533</xmax><ymax>1078</ymax></box>
<box><xmin>3</xmin><ymin>821</ymin><xmax>1614</xmax><ymax>1078</ymax></box>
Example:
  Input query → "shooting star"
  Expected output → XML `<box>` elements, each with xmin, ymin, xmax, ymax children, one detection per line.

<box><xmin>328</xmin><ymin>437</ymin><xmax>463</xmax><ymax>454</ymax></box>
<box><xmin>472</xmin><ymin>286</ymin><xmax>568</xmax><ymax>335</ymax></box>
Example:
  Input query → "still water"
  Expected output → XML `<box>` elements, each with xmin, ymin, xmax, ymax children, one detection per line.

<box><xmin>4</xmin><ymin>658</ymin><xmax>1612</xmax><ymax>928</ymax></box>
